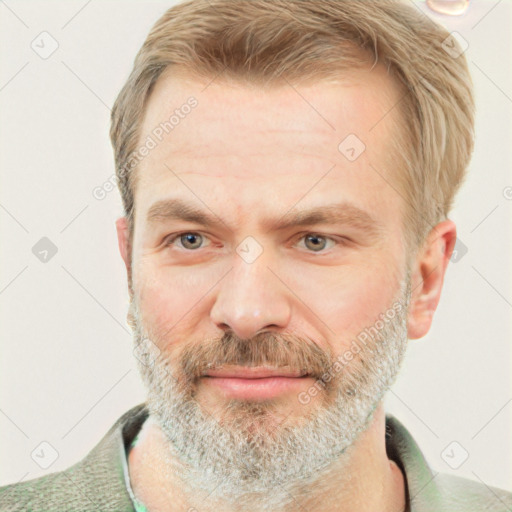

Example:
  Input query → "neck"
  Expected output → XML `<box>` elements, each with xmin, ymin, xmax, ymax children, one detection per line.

<box><xmin>128</xmin><ymin>403</ymin><xmax>406</xmax><ymax>512</ymax></box>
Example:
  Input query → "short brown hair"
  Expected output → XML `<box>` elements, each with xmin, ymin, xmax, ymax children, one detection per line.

<box><xmin>110</xmin><ymin>0</ymin><xmax>475</xmax><ymax>256</ymax></box>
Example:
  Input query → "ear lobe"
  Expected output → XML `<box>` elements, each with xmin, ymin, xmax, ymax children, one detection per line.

<box><xmin>115</xmin><ymin>217</ymin><xmax>133</xmax><ymax>296</ymax></box>
<box><xmin>407</xmin><ymin>219</ymin><xmax>457</xmax><ymax>340</ymax></box>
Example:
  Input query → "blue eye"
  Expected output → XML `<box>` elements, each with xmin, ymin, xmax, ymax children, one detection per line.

<box><xmin>297</xmin><ymin>234</ymin><xmax>337</xmax><ymax>252</ymax></box>
<box><xmin>165</xmin><ymin>232</ymin><xmax>209</xmax><ymax>250</ymax></box>
<box><xmin>164</xmin><ymin>232</ymin><xmax>341</xmax><ymax>253</ymax></box>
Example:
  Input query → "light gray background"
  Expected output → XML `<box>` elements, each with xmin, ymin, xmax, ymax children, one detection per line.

<box><xmin>1</xmin><ymin>0</ymin><xmax>511</xmax><ymax>497</ymax></box>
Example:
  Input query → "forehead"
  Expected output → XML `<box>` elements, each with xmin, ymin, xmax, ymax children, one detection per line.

<box><xmin>133</xmin><ymin>65</ymin><xmax>405</xmax><ymax>232</ymax></box>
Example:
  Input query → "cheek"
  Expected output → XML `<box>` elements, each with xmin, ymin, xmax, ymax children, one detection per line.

<box><xmin>135</xmin><ymin>266</ymin><xmax>214</xmax><ymax>343</ymax></box>
<box><xmin>304</xmin><ymin>259</ymin><xmax>401</xmax><ymax>346</ymax></box>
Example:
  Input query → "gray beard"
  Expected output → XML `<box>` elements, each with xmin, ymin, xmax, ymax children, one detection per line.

<box><xmin>128</xmin><ymin>270</ymin><xmax>411</xmax><ymax>511</ymax></box>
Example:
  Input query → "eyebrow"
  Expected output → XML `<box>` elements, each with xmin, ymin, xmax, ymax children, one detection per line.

<box><xmin>146</xmin><ymin>198</ymin><xmax>384</xmax><ymax>238</ymax></box>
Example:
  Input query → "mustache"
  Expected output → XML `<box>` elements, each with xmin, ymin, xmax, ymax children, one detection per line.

<box><xmin>178</xmin><ymin>331</ymin><xmax>334</xmax><ymax>382</ymax></box>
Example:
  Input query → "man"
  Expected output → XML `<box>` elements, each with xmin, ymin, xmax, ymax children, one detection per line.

<box><xmin>1</xmin><ymin>0</ymin><xmax>510</xmax><ymax>511</ymax></box>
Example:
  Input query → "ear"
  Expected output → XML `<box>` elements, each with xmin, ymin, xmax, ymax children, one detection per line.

<box><xmin>407</xmin><ymin>219</ymin><xmax>457</xmax><ymax>340</ymax></box>
<box><xmin>115</xmin><ymin>216</ymin><xmax>133</xmax><ymax>297</ymax></box>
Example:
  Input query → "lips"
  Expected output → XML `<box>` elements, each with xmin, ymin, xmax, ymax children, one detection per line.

<box><xmin>201</xmin><ymin>366</ymin><xmax>312</xmax><ymax>400</ymax></box>
<box><xmin>203</xmin><ymin>366</ymin><xmax>310</xmax><ymax>379</ymax></box>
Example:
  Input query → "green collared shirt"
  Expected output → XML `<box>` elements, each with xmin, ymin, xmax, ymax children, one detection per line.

<box><xmin>123</xmin><ymin>429</ymin><xmax>148</xmax><ymax>512</ymax></box>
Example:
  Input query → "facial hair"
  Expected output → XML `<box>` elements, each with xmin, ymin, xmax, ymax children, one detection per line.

<box><xmin>128</xmin><ymin>269</ymin><xmax>411</xmax><ymax>511</ymax></box>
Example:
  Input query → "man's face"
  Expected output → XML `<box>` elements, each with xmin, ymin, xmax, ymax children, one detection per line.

<box><xmin>122</xmin><ymin>65</ymin><xmax>413</xmax><ymax>504</ymax></box>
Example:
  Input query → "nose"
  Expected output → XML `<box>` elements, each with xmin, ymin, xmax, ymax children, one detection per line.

<box><xmin>210</xmin><ymin>252</ymin><xmax>292</xmax><ymax>340</ymax></box>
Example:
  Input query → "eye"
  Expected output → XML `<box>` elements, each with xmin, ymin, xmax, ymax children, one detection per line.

<box><xmin>296</xmin><ymin>233</ymin><xmax>338</xmax><ymax>253</ymax></box>
<box><xmin>163</xmin><ymin>232</ymin><xmax>344</xmax><ymax>253</ymax></box>
<box><xmin>164</xmin><ymin>232</ymin><xmax>210</xmax><ymax>250</ymax></box>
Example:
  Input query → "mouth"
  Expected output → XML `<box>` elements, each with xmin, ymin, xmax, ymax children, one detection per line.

<box><xmin>201</xmin><ymin>366</ymin><xmax>313</xmax><ymax>400</ymax></box>
<box><xmin>204</xmin><ymin>365</ymin><xmax>311</xmax><ymax>379</ymax></box>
